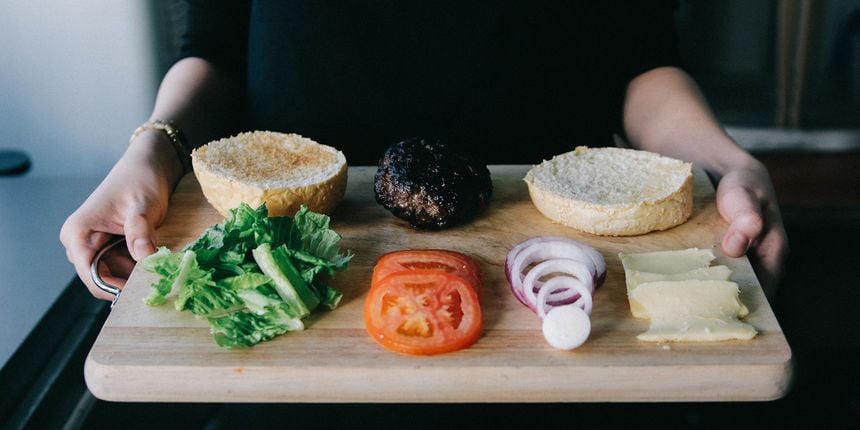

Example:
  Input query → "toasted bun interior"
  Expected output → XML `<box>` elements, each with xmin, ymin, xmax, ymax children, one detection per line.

<box><xmin>192</xmin><ymin>131</ymin><xmax>347</xmax><ymax>217</ymax></box>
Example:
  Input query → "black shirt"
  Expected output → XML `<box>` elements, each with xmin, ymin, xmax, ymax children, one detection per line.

<box><xmin>180</xmin><ymin>1</ymin><xmax>679</xmax><ymax>165</ymax></box>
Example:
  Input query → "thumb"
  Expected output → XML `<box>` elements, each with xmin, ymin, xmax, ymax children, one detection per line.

<box><xmin>717</xmin><ymin>184</ymin><xmax>764</xmax><ymax>257</ymax></box>
<box><xmin>124</xmin><ymin>210</ymin><xmax>158</xmax><ymax>261</ymax></box>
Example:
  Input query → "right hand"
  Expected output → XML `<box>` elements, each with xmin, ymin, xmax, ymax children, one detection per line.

<box><xmin>715</xmin><ymin>156</ymin><xmax>788</xmax><ymax>298</ymax></box>
<box><xmin>60</xmin><ymin>130</ymin><xmax>184</xmax><ymax>300</ymax></box>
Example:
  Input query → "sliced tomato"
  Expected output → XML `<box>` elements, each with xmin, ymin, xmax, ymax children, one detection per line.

<box><xmin>371</xmin><ymin>249</ymin><xmax>482</xmax><ymax>292</ymax></box>
<box><xmin>364</xmin><ymin>270</ymin><xmax>482</xmax><ymax>355</ymax></box>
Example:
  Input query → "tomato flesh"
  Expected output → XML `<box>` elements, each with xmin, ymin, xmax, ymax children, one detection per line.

<box><xmin>365</xmin><ymin>270</ymin><xmax>482</xmax><ymax>355</ymax></box>
<box><xmin>372</xmin><ymin>250</ymin><xmax>482</xmax><ymax>293</ymax></box>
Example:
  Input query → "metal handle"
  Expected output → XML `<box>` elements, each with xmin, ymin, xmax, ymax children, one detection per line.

<box><xmin>90</xmin><ymin>237</ymin><xmax>126</xmax><ymax>308</ymax></box>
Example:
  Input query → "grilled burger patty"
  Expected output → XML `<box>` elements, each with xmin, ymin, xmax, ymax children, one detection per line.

<box><xmin>374</xmin><ymin>138</ymin><xmax>492</xmax><ymax>229</ymax></box>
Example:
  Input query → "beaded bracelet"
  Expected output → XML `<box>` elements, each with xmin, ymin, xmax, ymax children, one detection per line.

<box><xmin>129</xmin><ymin>120</ymin><xmax>192</xmax><ymax>173</ymax></box>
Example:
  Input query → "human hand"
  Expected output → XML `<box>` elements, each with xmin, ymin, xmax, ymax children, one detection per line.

<box><xmin>715</xmin><ymin>157</ymin><xmax>788</xmax><ymax>297</ymax></box>
<box><xmin>60</xmin><ymin>131</ymin><xmax>183</xmax><ymax>300</ymax></box>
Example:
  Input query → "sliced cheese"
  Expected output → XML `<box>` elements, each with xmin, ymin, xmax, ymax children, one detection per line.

<box><xmin>619</xmin><ymin>248</ymin><xmax>724</xmax><ymax>318</ymax></box>
<box><xmin>626</xmin><ymin>266</ymin><xmax>733</xmax><ymax>318</ymax></box>
<box><xmin>630</xmin><ymin>280</ymin><xmax>757</xmax><ymax>342</ymax></box>
<box><xmin>618</xmin><ymin>248</ymin><xmax>716</xmax><ymax>274</ymax></box>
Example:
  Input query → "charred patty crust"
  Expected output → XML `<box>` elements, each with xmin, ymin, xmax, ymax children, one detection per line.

<box><xmin>374</xmin><ymin>138</ymin><xmax>492</xmax><ymax>229</ymax></box>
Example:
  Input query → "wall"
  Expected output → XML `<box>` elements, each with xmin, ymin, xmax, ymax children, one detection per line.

<box><xmin>677</xmin><ymin>0</ymin><xmax>860</xmax><ymax>128</ymax></box>
<box><xmin>0</xmin><ymin>0</ymin><xmax>158</xmax><ymax>177</ymax></box>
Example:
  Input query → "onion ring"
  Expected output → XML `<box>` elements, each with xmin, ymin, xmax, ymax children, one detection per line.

<box><xmin>512</xmin><ymin>241</ymin><xmax>596</xmax><ymax>287</ymax></box>
<box><xmin>508</xmin><ymin>237</ymin><xmax>605</xmax><ymax>275</ymax></box>
<box><xmin>522</xmin><ymin>258</ymin><xmax>594</xmax><ymax>307</ymax></box>
<box><xmin>536</xmin><ymin>276</ymin><xmax>593</xmax><ymax>319</ymax></box>
<box><xmin>506</xmin><ymin>236</ymin><xmax>606</xmax><ymax>311</ymax></box>
<box><xmin>505</xmin><ymin>236</ymin><xmax>604</xmax><ymax>350</ymax></box>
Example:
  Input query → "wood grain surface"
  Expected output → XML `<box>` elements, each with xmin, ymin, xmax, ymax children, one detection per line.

<box><xmin>84</xmin><ymin>166</ymin><xmax>792</xmax><ymax>402</ymax></box>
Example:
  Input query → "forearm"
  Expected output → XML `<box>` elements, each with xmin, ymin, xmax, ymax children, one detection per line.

<box><xmin>623</xmin><ymin>67</ymin><xmax>787</xmax><ymax>289</ymax></box>
<box><xmin>136</xmin><ymin>57</ymin><xmax>243</xmax><ymax>187</ymax></box>
<box><xmin>150</xmin><ymin>57</ymin><xmax>243</xmax><ymax>148</ymax></box>
<box><xmin>622</xmin><ymin>66</ymin><xmax>756</xmax><ymax>179</ymax></box>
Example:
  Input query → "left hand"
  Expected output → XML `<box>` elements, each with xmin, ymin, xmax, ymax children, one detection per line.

<box><xmin>715</xmin><ymin>157</ymin><xmax>788</xmax><ymax>296</ymax></box>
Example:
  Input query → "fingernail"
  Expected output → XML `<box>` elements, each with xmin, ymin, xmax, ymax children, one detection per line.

<box><xmin>726</xmin><ymin>232</ymin><xmax>750</xmax><ymax>255</ymax></box>
<box><xmin>132</xmin><ymin>238</ymin><xmax>153</xmax><ymax>260</ymax></box>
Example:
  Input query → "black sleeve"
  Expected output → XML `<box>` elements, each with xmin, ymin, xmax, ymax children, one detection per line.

<box><xmin>613</xmin><ymin>0</ymin><xmax>681</xmax><ymax>82</ymax></box>
<box><xmin>600</xmin><ymin>1</ymin><xmax>681</xmax><ymax>138</ymax></box>
<box><xmin>179</xmin><ymin>0</ymin><xmax>251</xmax><ymax>82</ymax></box>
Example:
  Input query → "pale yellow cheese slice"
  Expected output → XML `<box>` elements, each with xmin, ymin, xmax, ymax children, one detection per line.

<box><xmin>626</xmin><ymin>266</ymin><xmax>734</xmax><ymax>318</ymax></box>
<box><xmin>630</xmin><ymin>280</ymin><xmax>757</xmax><ymax>342</ymax></box>
<box><xmin>618</xmin><ymin>248</ymin><xmax>716</xmax><ymax>275</ymax></box>
<box><xmin>619</xmin><ymin>248</ymin><xmax>728</xmax><ymax>318</ymax></box>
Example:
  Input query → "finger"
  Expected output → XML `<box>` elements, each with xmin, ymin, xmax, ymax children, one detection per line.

<box><xmin>102</xmin><ymin>251</ymin><xmax>136</xmax><ymax>279</ymax></box>
<box><xmin>723</xmin><ymin>213</ymin><xmax>763</xmax><ymax>257</ymax></box>
<box><xmin>97</xmin><ymin>259</ymin><xmax>130</xmax><ymax>291</ymax></box>
<box><xmin>750</xmin><ymin>222</ymin><xmax>789</xmax><ymax>298</ymax></box>
<box><xmin>717</xmin><ymin>185</ymin><xmax>764</xmax><ymax>257</ymax></box>
<box><xmin>62</xmin><ymin>228</ymin><xmax>117</xmax><ymax>301</ymax></box>
<box><xmin>124</xmin><ymin>210</ymin><xmax>157</xmax><ymax>261</ymax></box>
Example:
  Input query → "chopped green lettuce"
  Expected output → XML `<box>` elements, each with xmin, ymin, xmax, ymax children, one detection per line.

<box><xmin>316</xmin><ymin>282</ymin><xmax>344</xmax><ymax>310</ymax></box>
<box><xmin>141</xmin><ymin>203</ymin><xmax>352</xmax><ymax>348</ymax></box>
<box><xmin>252</xmin><ymin>243</ymin><xmax>318</xmax><ymax>318</ymax></box>
<box><xmin>141</xmin><ymin>247</ymin><xmax>184</xmax><ymax>306</ymax></box>
<box><xmin>208</xmin><ymin>305</ymin><xmax>304</xmax><ymax>349</ymax></box>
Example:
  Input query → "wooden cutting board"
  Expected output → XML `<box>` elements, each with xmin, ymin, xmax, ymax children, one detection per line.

<box><xmin>85</xmin><ymin>166</ymin><xmax>792</xmax><ymax>402</ymax></box>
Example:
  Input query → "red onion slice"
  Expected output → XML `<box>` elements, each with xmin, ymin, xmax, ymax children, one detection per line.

<box><xmin>522</xmin><ymin>258</ymin><xmax>594</xmax><ymax>306</ymax></box>
<box><xmin>542</xmin><ymin>305</ymin><xmax>591</xmax><ymax>350</ymax></box>
<box><xmin>508</xmin><ymin>236</ymin><xmax>605</xmax><ymax>281</ymax></box>
<box><xmin>505</xmin><ymin>254</ymin><xmax>532</xmax><ymax>309</ymax></box>
<box><xmin>512</xmin><ymin>241</ymin><xmax>597</xmax><ymax>283</ymax></box>
<box><xmin>538</xmin><ymin>236</ymin><xmax>606</xmax><ymax>280</ymax></box>
<box><xmin>506</xmin><ymin>236</ymin><xmax>607</xmax><ymax>311</ymax></box>
<box><xmin>536</xmin><ymin>276</ymin><xmax>593</xmax><ymax>318</ymax></box>
<box><xmin>506</xmin><ymin>236</ymin><xmax>605</xmax><ymax>350</ymax></box>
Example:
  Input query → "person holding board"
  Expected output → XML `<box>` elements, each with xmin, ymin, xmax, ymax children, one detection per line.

<box><xmin>61</xmin><ymin>1</ymin><xmax>787</xmax><ymax>299</ymax></box>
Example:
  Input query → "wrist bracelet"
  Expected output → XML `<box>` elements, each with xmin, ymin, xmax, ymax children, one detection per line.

<box><xmin>129</xmin><ymin>119</ymin><xmax>192</xmax><ymax>174</ymax></box>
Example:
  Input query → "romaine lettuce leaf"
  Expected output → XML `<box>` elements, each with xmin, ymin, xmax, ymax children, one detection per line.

<box><xmin>316</xmin><ymin>282</ymin><xmax>344</xmax><ymax>310</ymax></box>
<box><xmin>141</xmin><ymin>247</ymin><xmax>184</xmax><ymax>306</ymax></box>
<box><xmin>208</xmin><ymin>305</ymin><xmax>304</xmax><ymax>349</ymax></box>
<box><xmin>252</xmin><ymin>242</ymin><xmax>319</xmax><ymax>318</ymax></box>
<box><xmin>292</xmin><ymin>206</ymin><xmax>353</xmax><ymax>268</ymax></box>
<box><xmin>142</xmin><ymin>203</ymin><xmax>351</xmax><ymax>349</ymax></box>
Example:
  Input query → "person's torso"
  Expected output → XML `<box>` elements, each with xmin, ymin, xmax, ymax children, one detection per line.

<box><xmin>245</xmin><ymin>2</ymin><xmax>634</xmax><ymax>164</ymax></box>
